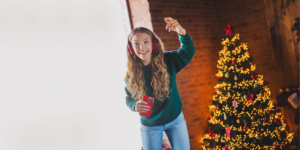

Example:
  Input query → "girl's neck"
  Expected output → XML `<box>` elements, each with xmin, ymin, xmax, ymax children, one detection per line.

<box><xmin>142</xmin><ymin>60</ymin><xmax>151</xmax><ymax>66</ymax></box>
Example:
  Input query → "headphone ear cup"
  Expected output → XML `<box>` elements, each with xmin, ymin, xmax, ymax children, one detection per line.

<box><xmin>127</xmin><ymin>40</ymin><xmax>134</xmax><ymax>55</ymax></box>
<box><xmin>152</xmin><ymin>38</ymin><xmax>158</xmax><ymax>51</ymax></box>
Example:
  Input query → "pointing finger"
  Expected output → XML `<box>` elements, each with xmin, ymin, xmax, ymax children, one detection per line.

<box><xmin>164</xmin><ymin>17</ymin><xmax>174</xmax><ymax>23</ymax></box>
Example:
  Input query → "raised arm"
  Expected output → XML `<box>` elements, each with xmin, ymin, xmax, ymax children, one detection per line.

<box><xmin>169</xmin><ymin>31</ymin><xmax>195</xmax><ymax>73</ymax></box>
<box><xmin>165</xmin><ymin>17</ymin><xmax>196</xmax><ymax>73</ymax></box>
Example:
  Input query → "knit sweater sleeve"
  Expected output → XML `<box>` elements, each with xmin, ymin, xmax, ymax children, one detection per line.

<box><xmin>168</xmin><ymin>31</ymin><xmax>195</xmax><ymax>73</ymax></box>
<box><xmin>124</xmin><ymin>78</ymin><xmax>136</xmax><ymax>112</ymax></box>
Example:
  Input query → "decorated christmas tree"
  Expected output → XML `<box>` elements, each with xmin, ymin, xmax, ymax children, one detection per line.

<box><xmin>200</xmin><ymin>24</ymin><xmax>294</xmax><ymax>150</ymax></box>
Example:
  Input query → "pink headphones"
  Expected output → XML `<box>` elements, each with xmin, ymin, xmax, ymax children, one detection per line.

<box><xmin>127</xmin><ymin>27</ymin><xmax>159</xmax><ymax>55</ymax></box>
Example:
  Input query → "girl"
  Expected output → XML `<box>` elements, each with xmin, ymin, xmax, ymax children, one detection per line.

<box><xmin>124</xmin><ymin>17</ymin><xmax>195</xmax><ymax>150</ymax></box>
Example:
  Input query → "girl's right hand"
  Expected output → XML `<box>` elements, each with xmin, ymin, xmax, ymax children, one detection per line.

<box><xmin>135</xmin><ymin>100</ymin><xmax>150</xmax><ymax>113</ymax></box>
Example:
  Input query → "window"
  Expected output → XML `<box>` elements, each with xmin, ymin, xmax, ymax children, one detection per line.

<box><xmin>0</xmin><ymin>0</ymin><xmax>141</xmax><ymax>149</ymax></box>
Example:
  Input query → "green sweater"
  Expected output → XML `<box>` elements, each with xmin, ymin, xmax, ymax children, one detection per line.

<box><xmin>125</xmin><ymin>31</ymin><xmax>195</xmax><ymax>126</ymax></box>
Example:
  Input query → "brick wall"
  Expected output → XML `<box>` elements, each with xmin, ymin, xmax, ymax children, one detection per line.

<box><xmin>128</xmin><ymin>0</ymin><xmax>152</xmax><ymax>30</ymax></box>
<box><xmin>127</xmin><ymin>0</ymin><xmax>296</xmax><ymax>149</ymax></box>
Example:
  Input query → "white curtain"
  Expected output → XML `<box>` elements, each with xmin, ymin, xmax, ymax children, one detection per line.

<box><xmin>0</xmin><ymin>0</ymin><xmax>142</xmax><ymax>149</ymax></box>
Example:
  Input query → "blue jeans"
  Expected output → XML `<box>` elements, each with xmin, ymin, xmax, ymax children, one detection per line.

<box><xmin>140</xmin><ymin>111</ymin><xmax>190</xmax><ymax>150</ymax></box>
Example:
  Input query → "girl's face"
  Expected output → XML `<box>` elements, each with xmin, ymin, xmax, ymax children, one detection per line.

<box><xmin>131</xmin><ymin>32</ymin><xmax>152</xmax><ymax>66</ymax></box>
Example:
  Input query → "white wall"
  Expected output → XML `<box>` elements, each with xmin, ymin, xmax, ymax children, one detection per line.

<box><xmin>0</xmin><ymin>0</ymin><xmax>142</xmax><ymax>149</ymax></box>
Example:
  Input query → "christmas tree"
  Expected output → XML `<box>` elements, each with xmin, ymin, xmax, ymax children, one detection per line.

<box><xmin>200</xmin><ymin>24</ymin><xmax>294</xmax><ymax>150</ymax></box>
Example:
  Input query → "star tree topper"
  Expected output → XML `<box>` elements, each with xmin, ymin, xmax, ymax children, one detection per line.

<box><xmin>232</xmin><ymin>100</ymin><xmax>238</xmax><ymax>108</ymax></box>
<box><xmin>224</xmin><ymin>23</ymin><xmax>233</xmax><ymax>36</ymax></box>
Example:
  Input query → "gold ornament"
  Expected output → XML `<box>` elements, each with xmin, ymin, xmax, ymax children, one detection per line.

<box><xmin>225</xmin><ymin>104</ymin><xmax>229</xmax><ymax>110</ymax></box>
<box><xmin>224</xmin><ymin>46</ymin><xmax>228</xmax><ymax>51</ymax></box>
<box><xmin>261</xmin><ymin>128</ymin><xmax>264</xmax><ymax>131</ymax></box>
<box><xmin>225</xmin><ymin>72</ymin><xmax>229</xmax><ymax>78</ymax></box>
<box><xmin>286</xmin><ymin>88</ymin><xmax>290</xmax><ymax>92</ymax></box>
<box><xmin>279</xmin><ymin>88</ymin><xmax>283</xmax><ymax>93</ymax></box>
<box><xmin>224</xmin><ymin>112</ymin><xmax>227</xmax><ymax>120</ymax></box>
<box><xmin>255</xmin><ymin>132</ymin><xmax>261</xmax><ymax>139</ymax></box>
<box><xmin>250</xmin><ymin>64</ymin><xmax>256</xmax><ymax>71</ymax></box>
<box><xmin>275</xmin><ymin>115</ymin><xmax>278</xmax><ymax>119</ymax></box>
<box><xmin>205</xmin><ymin>141</ymin><xmax>210</xmax><ymax>146</ymax></box>
<box><xmin>237</xmin><ymin>119</ymin><xmax>240</xmax><ymax>124</ymax></box>
<box><xmin>242</xmin><ymin>107</ymin><xmax>245</xmax><ymax>110</ymax></box>
<box><xmin>259</xmin><ymin>93</ymin><xmax>262</xmax><ymax>98</ymax></box>
<box><xmin>234</xmin><ymin>75</ymin><xmax>238</xmax><ymax>80</ymax></box>
<box><xmin>243</xmin><ymin>94</ymin><xmax>247</xmax><ymax>99</ymax></box>
<box><xmin>251</xmin><ymin>116</ymin><xmax>255</xmax><ymax>121</ymax></box>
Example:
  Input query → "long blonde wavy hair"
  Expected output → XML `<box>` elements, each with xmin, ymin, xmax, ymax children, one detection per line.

<box><xmin>125</xmin><ymin>27</ymin><xmax>171</xmax><ymax>102</ymax></box>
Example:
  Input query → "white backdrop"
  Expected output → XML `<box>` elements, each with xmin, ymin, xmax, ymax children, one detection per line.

<box><xmin>0</xmin><ymin>0</ymin><xmax>142</xmax><ymax>149</ymax></box>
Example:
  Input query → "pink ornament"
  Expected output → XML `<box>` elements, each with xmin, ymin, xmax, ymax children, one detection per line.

<box><xmin>248</xmin><ymin>99</ymin><xmax>253</xmax><ymax>104</ymax></box>
<box><xmin>225</xmin><ymin>128</ymin><xmax>231</xmax><ymax>138</ymax></box>
<box><xmin>232</xmin><ymin>100</ymin><xmax>238</xmax><ymax>108</ymax></box>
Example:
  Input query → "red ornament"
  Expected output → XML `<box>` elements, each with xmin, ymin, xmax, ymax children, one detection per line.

<box><xmin>222</xmin><ymin>146</ymin><xmax>229</xmax><ymax>150</ymax></box>
<box><xmin>208</xmin><ymin>117</ymin><xmax>211</xmax><ymax>121</ymax></box>
<box><xmin>264</xmin><ymin>118</ymin><xmax>267</xmax><ymax>122</ymax></box>
<box><xmin>243</xmin><ymin>125</ymin><xmax>249</xmax><ymax>130</ymax></box>
<box><xmin>224</xmin><ymin>23</ymin><xmax>233</xmax><ymax>36</ymax></box>
<box><xmin>274</xmin><ymin>145</ymin><xmax>277</xmax><ymax>149</ymax></box>
<box><xmin>208</xmin><ymin>127</ymin><xmax>214</xmax><ymax>137</ymax></box>
<box><xmin>248</xmin><ymin>94</ymin><xmax>254</xmax><ymax>104</ymax></box>
<box><xmin>298</xmin><ymin>87</ymin><xmax>300</xmax><ymax>91</ymax></box>
<box><xmin>232</xmin><ymin>60</ymin><xmax>236</xmax><ymax>65</ymax></box>
<box><xmin>214</xmin><ymin>91</ymin><xmax>217</xmax><ymax>95</ymax></box>
<box><xmin>274</xmin><ymin>119</ymin><xmax>280</xmax><ymax>124</ymax></box>
<box><xmin>216</xmin><ymin>76</ymin><xmax>220</xmax><ymax>79</ymax></box>
<box><xmin>251</xmin><ymin>74</ymin><xmax>255</xmax><ymax>79</ymax></box>
<box><xmin>216</xmin><ymin>105</ymin><xmax>219</xmax><ymax>109</ymax></box>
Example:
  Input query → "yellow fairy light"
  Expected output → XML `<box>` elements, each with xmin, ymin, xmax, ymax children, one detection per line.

<box><xmin>242</xmin><ymin>42</ymin><xmax>248</xmax><ymax>50</ymax></box>
<box><xmin>250</xmin><ymin>63</ymin><xmax>256</xmax><ymax>71</ymax></box>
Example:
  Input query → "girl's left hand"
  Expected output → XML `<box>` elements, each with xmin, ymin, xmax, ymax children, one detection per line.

<box><xmin>164</xmin><ymin>17</ymin><xmax>186</xmax><ymax>36</ymax></box>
